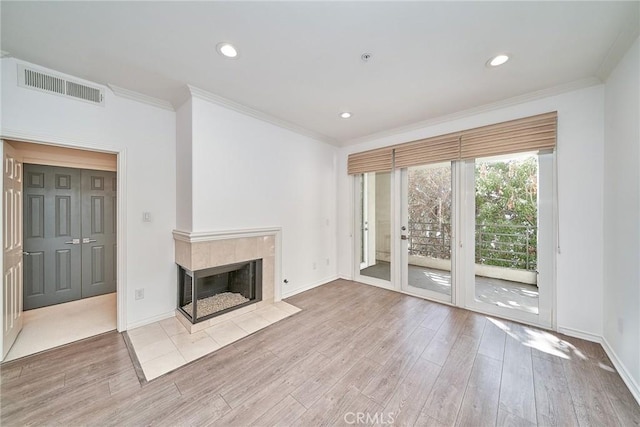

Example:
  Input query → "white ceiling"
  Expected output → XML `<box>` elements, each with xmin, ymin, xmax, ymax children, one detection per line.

<box><xmin>2</xmin><ymin>1</ymin><xmax>638</xmax><ymax>146</ymax></box>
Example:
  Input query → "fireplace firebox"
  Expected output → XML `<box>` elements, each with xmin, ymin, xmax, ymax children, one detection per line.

<box><xmin>178</xmin><ymin>259</ymin><xmax>262</xmax><ymax>324</ymax></box>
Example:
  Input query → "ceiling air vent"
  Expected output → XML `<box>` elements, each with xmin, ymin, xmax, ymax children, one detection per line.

<box><xmin>17</xmin><ymin>64</ymin><xmax>105</xmax><ymax>106</ymax></box>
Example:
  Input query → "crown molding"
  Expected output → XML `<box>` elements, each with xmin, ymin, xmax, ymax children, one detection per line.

<box><xmin>344</xmin><ymin>77</ymin><xmax>602</xmax><ymax>147</ymax></box>
<box><xmin>108</xmin><ymin>84</ymin><xmax>174</xmax><ymax>112</ymax></box>
<box><xmin>186</xmin><ymin>85</ymin><xmax>337</xmax><ymax>145</ymax></box>
<box><xmin>596</xmin><ymin>23</ymin><xmax>640</xmax><ymax>80</ymax></box>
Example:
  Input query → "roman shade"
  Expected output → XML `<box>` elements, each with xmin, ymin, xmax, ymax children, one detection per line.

<box><xmin>394</xmin><ymin>132</ymin><xmax>461</xmax><ymax>169</ymax></box>
<box><xmin>460</xmin><ymin>111</ymin><xmax>557</xmax><ymax>159</ymax></box>
<box><xmin>347</xmin><ymin>111</ymin><xmax>557</xmax><ymax>174</ymax></box>
<box><xmin>347</xmin><ymin>147</ymin><xmax>393</xmax><ymax>175</ymax></box>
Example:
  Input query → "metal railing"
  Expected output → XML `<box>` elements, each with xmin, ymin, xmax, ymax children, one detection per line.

<box><xmin>408</xmin><ymin>221</ymin><xmax>452</xmax><ymax>260</ymax></box>
<box><xmin>408</xmin><ymin>221</ymin><xmax>537</xmax><ymax>271</ymax></box>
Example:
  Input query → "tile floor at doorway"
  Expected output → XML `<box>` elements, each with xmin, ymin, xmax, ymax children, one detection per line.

<box><xmin>4</xmin><ymin>292</ymin><xmax>116</xmax><ymax>362</ymax></box>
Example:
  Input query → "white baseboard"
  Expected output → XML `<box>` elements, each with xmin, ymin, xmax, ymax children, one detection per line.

<box><xmin>282</xmin><ymin>275</ymin><xmax>339</xmax><ymax>299</ymax></box>
<box><xmin>558</xmin><ymin>327</ymin><xmax>640</xmax><ymax>405</ymax></box>
<box><xmin>601</xmin><ymin>337</ymin><xmax>640</xmax><ymax>405</ymax></box>
<box><xmin>126</xmin><ymin>310</ymin><xmax>175</xmax><ymax>330</ymax></box>
<box><xmin>557</xmin><ymin>326</ymin><xmax>602</xmax><ymax>343</ymax></box>
<box><xmin>338</xmin><ymin>274</ymin><xmax>354</xmax><ymax>281</ymax></box>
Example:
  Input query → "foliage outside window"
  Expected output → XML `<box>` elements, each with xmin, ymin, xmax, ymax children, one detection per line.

<box><xmin>407</xmin><ymin>156</ymin><xmax>538</xmax><ymax>271</ymax></box>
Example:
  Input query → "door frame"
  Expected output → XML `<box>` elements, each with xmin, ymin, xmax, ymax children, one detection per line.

<box><xmin>0</xmin><ymin>133</ymin><xmax>127</xmax><ymax>336</ymax></box>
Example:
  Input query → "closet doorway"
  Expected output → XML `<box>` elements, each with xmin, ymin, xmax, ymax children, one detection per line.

<box><xmin>2</xmin><ymin>140</ymin><xmax>117</xmax><ymax>361</ymax></box>
<box><xmin>23</xmin><ymin>165</ymin><xmax>117</xmax><ymax>310</ymax></box>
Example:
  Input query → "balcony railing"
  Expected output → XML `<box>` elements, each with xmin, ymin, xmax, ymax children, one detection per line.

<box><xmin>408</xmin><ymin>221</ymin><xmax>537</xmax><ymax>271</ymax></box>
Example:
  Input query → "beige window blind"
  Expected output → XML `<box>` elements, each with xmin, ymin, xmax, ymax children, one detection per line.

<box><xmin>347</xmin><ymin>147</ymin><xmax>393</xmax><ymax>175</ymax></box>
<box><xmin>394</xmin><ymin>132</ymin><xmax>461</xmax><ymax>169</ymax></box>
<box><xmin>347</xmin><ymin>111</ymin><xmax>557</xmax><ymax>174</ymax></box>
<box><xmin>460</xmin><ymin>111</ymin><xmax>557</xmax><ymax>160</ymax></box>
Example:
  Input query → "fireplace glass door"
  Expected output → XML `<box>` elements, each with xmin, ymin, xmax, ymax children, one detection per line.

<box><xmin>178</xmin><ymin>259</ymin><xmax>262</xmax><ymax>323</ymax></box>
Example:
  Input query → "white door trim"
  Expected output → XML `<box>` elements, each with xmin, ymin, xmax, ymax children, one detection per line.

<box><xmin>0</xmin><ymin>130</ymin><xmax>127</xmax><ymax>332</ymax></box>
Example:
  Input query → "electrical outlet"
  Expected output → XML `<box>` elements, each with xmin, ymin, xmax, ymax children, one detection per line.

<box><xmin>143</xmin><ymin>212</ymin><xmax>151</xmax><ymax>222</ymax></box>
<box><xmin>135</xmin><ymin>288</ymin><xmax>144</xmax><ymax>300</ymax></box>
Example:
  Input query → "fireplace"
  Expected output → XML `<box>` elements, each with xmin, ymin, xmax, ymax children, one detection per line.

<box><xmin>178</xmin><ymin>259</ymin><xmax>263</xmax><ymax>324</ymax></box>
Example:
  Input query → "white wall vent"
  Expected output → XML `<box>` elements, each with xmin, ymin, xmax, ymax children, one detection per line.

<box><xmin>17</xmin><ymin>64</ymin><xmax>105</xmax><ymax>106</ymax></box>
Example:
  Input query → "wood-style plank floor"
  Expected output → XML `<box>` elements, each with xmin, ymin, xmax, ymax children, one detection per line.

<box><xmin>2</xmin><ymin>279</ymin><xmax>638</xmax><ymax>426</ymax></box>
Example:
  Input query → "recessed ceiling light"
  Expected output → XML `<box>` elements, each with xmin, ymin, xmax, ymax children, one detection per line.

<box><xmin>217</xmin><ymin>42</ymin><xmax>238</xmax><ymax>59</ymax></box>
<box><xmin>340</xmin><ymin>112</ymin><xmax>352</xmax><ymax>119</ymax></box>
<box><xmin>487</xmin><ymin>54</ymin><xmax>510</xmax><ymax>67</ymax></box>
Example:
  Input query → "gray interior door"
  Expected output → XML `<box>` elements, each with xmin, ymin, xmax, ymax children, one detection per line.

<box><xmin>23</xmin><ymin>165</ymin><xmax>117</xmax><ymax>310</ymax></box>
<box><xmin>81</xmin><ymin>170</ymin><xmax>117</xmax><ymax>298</ymax></box>
<box><xmin>23</xmin><ymin>165</ymin><xmax>82</xmax><ymax>310</ymax></box>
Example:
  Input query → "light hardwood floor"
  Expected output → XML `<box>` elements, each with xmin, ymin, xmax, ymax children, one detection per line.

<box><xmin>1</xmin><ymin>279</ymin><xmax>638</xmax><ymax>426</ymax></box>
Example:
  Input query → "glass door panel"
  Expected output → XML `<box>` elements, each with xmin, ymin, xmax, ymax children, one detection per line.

<box><xmin>464</xmin><ymin>151</ymin><xmax>552</xmax><ymax>327</ymax></box>
<box><xmin>357</xmin><ymin>171</ymin><xmax>393</xmax><ymax>287</ymax></box>
<box><xmin>401</xmin><ymin>162</ymin><xmax>453</xmax><ymax>302</ymax></box>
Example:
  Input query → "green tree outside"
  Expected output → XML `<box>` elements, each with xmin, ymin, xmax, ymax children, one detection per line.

<box><xmin>408</xmin><ymin>155</ymin><xmax>538</xmax><ymax>271</ymax></box>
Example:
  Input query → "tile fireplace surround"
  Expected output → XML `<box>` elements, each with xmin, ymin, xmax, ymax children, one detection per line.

<box><xmin>172</xmin><ymin>228</ymin><xmax>281</xmax><ymax>333</ymax></box>
<box><xmin>123</xmin><ymin>228</ymin><xmax>298</xmax><ymax>381</ymax></box>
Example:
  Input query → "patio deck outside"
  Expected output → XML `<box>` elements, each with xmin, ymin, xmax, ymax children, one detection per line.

<box><xmin>360</xmin><ymin>261</ymin><xmax>539</xmax><ymax>314</ymax></box>
<box><xmin>361</xmin><ymin>220</ymin><xmax>539</xmax><ymax>315</ymax></box>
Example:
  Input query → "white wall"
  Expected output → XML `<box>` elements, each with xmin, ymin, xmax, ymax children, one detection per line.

<box><xmin>337</xmin><ymin>85</ymin><xmax>605</xmax><ymax>337</ymax></box>
<box><xmin>603</xmin><ymin>36</ymin><xmax>640</xmax><ymax>396</ymax></box>
<box><xmin>0</xmin><ymin>58</ymin><xmax>177</xmax><ymax>328</ymax></box>
<box><xmin>175</xmin><ymin>99</ymin><xmax>193</xmax><ymax>231</ymax></box>
<box><xmin>189</xmin><ymin>95</ymin><xmax>338</xmax><ymax>296</ymax></box>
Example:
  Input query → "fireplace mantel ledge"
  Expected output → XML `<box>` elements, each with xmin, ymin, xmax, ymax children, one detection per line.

<box><xmin>173</xmin><ymin>227</ymin><xmax>282</xmax><ymax>243</ymax></box>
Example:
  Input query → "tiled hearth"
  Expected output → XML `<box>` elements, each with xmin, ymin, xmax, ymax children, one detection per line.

<box><xmin>127</xmin><ymin>300</ymin><xmax>300</xmax><ymax>380</ymax></box>
<box><xmin>125</xmin><ymin>228</ymin><xmax>292</xmax><ymax>381</ymax></box>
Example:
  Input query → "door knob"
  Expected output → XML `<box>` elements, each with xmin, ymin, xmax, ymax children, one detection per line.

<box><xmin>64</xmin><ymin>238</ymin><xmax>81</xmax><ymax>245</ymax></box>
<box><xmin>401</xmin><ymin>235</ymin><xmax>408</xmax><ymax>240</ymax></box>
<box><xmin>82</xmin><ymin>238</ymin><xmax>97</xmax><ymax>244</ymax></box>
